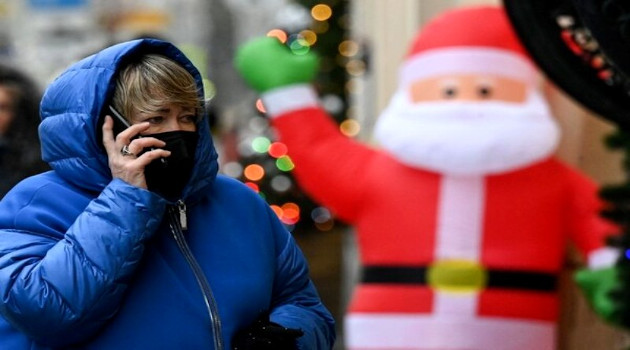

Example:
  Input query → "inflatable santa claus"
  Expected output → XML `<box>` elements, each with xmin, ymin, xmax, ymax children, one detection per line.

<box><xmin>236</xmin><ymin>5</ymin><xmax>619</xmax><ymax>350</ymax></box>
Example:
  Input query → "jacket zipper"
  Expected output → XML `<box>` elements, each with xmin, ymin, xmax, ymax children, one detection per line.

<box><xmin>168</xmin><ymin>200</ymin><xmax>224</xmax><ymax>350</ymax></box>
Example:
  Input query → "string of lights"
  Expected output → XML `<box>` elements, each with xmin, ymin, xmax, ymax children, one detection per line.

<box><xmin>222</xmin><ymin>0</ymin><xmax>364</xmax><ymax>234</ymax></box>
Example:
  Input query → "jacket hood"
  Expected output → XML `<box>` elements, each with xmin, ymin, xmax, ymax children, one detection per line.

<box><xmin>38</xmin><ymin>39</ymin><xmax>219</xmax><ymax>198</ymax></box>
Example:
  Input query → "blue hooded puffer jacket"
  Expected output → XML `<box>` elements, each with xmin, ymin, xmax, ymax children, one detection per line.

<box><xmin>0</xmin><ymin>39</ymin><xmax>335</xmax><ymax>349</ymax></box>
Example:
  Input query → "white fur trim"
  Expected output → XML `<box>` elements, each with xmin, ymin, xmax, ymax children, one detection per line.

<box><xmin>345</xmin><ymin>313</ymin><xmax>555</xmax><ymax>350</ymax></box>
<box><xmin>400</xmin><ymin>48</ymin><xmax>540</xmax><ymax>87</ymax></box>
<box><xmin>588</xmin><ymin>247</ymin><xmax>620</xmax><ymax>269</ymax></box>
<box><xmin>436</xmin><ymin>175</ymin><xmax>485</xmax><ymax>261</ymax></box>
<box><xmin>260</xmin><ymin>84</ymin><xmax>319</xmax><ymax>118</ymax></box>
<box><xmin>434</xmin><ymin>291</ymin><xmax>478</xmax><ymax>318</ymax></box>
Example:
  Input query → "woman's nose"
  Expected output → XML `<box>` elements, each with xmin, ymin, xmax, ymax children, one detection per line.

<box><xmin>165</xmin><ymin>117</ymin><xmax>184</xmax><ymax>131</ymax></box>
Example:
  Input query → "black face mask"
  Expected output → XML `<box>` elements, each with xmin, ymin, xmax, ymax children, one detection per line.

<box><xmin>142</xmin><ymin>130</ymin><xmax>198</xmax><ymax>201</ymax></box>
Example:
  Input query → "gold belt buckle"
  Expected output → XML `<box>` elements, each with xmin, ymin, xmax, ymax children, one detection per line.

<box><xmin>427</xmin><ymin>259</ymin><xmax>488</xmax><ymax>293</ymax></box>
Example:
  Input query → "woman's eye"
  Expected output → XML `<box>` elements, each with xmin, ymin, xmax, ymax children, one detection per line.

<box><xmin>181</xmin><ymin>115</ymin><xmax>197</xmax><ymax>123</ymax></box>
<box><xmin>477</xmin><ymin>85</ymin><xmax>493</xmax><ymax>98</ymax></box>
<box><xmin>442</xmin><ymin>87</ymin><xmax>458</xmax><ymax>99</ymax></box>
<box><xmin>145</xmin><ymin>116</ymin><xmax>164</xmax><ymax>124</ymax></box>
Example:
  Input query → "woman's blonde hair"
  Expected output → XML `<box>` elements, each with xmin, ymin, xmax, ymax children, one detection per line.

<box><xmin>112</xmin><ymin>54</ymin><xmax>203</xmax><ymax>122</ymax></box>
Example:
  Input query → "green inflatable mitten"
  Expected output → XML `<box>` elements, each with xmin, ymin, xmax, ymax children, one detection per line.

<box><xmin>235</xmin><ymin>37</ymin><xmax>319</xmax><ymax>93</ymax></box>
<box><xmin>575</xmin><ymin>266</ymin><xmax>629</xmax><ymax>327</ymax></box>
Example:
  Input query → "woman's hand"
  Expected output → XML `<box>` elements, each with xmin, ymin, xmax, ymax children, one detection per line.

<box><xmin>102</xmin><ymin>115</ymin><xmax>171</xmax><ymax>189</ymax></box>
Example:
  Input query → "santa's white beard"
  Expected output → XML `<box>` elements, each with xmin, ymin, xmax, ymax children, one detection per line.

<box><xmin>373</xmin><ymin>90</ymin><xmax>560</xmax><ymax>175</ymax></box>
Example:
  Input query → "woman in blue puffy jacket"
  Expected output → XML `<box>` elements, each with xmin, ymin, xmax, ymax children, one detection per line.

<box><xmin>0</xmin><ymin>38</ymin><xmax>335</xmax><ymax>349</ymax></box>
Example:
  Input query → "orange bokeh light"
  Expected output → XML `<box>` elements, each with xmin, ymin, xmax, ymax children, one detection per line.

<box><xmin>244</xmin><ymin>164</ymin><xmax>265</xmax><ymax>181</ymax></box>
<box><xmin>267</xmin><ymin>29</ymin><xmax>288</xmax><ymax>43</ymax></box>
<box><xmin>281</xmin><ymin>202</ymin><xmax>300</xmax><ymax>224</ymax></box>
<box><xmin>255</xmin><ymin>99</ymin><xmax>266</xmax><ymax>113</ymax></box>
<box><xmin>270</xmin><ymin>204</ymin><xmax>283</xmax><ymax>218</ymax></box>
<box><xmin>340</xmin><ymin>119</ymin><xmax>361</xmax><ymax>137</ymax></box>
<box><xmin>282</xmin><ymin>203</ymin><xmax>299</xmax><ymax>218</ymax></box>
<box><xmin>311</xmin><ymin>4</ymin><xmax>332</xmax><ymax>21</ymax></box>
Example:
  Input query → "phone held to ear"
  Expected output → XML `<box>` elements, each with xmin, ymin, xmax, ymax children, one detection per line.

<box><xmin>109</xmin><ymin>105</ymin><xmax>131</xmax><ymax>129</ymax></box>
<box><xmin>108</xmin><ymin>105</ymin><xmax>167</xmax><ymax>165</ymax></box>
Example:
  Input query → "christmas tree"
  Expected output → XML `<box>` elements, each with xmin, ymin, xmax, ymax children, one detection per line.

<box><xmin>230</xmin><ymin>0</ymin><xmax>355</xmax><ymax>234</ymax></box>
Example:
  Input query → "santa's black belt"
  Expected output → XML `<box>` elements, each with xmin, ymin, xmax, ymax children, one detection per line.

<box><xmin>361</xmin><ymin>265</ymin><xmax>557</xmax><ymax>292</ymax></box>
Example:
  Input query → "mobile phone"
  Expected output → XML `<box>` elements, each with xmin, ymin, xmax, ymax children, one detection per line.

<box><xmin>109</xmin><ymin>105</ymin><xmax>131</xmax><ymax>129</ymax></box>
<box><xmin>108</xmin><ymin>105</ymin><xmax>167</xmax><ymax>165</ymax></box>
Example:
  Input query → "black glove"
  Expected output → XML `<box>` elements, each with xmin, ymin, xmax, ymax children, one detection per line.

<box><xmin>232</xmin><ymin>314</ymin><xmax>304</xmax><ymax>350</ymax></box>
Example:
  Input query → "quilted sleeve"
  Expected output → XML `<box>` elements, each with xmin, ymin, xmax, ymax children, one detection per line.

<box><xmin>0</xmin><ymin>178</ymin><xmax>165</xmax><ymax>347</ymax></box>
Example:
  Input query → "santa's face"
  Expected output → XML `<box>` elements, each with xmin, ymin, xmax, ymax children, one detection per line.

<box><xmin>373</xmin><ymin>74</ymin><xmax>560</xmax><ymax>175</ymax></box>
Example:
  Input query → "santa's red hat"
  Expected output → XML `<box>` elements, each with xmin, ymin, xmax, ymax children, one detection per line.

<box><xmin>400</xmin><ymin>6</ymin><xmax>540</xmax><ymax>87</ymax></box>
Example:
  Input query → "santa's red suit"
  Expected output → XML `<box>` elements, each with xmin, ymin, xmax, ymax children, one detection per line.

<box><xmin>259</xmin><ymin>6</ymin><xmax>618</xmax><ymax>350</ymax></box>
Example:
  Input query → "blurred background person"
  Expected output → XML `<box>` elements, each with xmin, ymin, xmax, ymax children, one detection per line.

<box><xmin>0</xmin><ymin>63</ymin><xmax>48</xmax><ymax>198</ymax></box>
